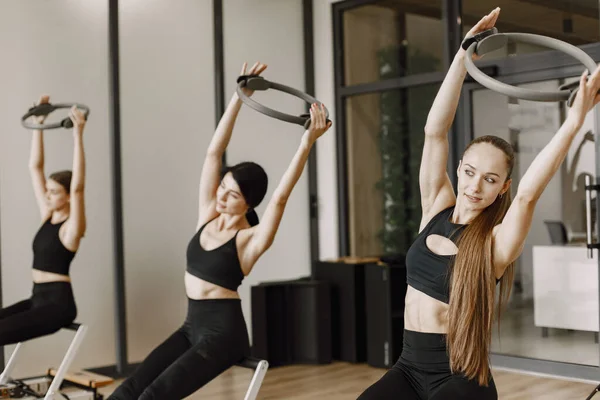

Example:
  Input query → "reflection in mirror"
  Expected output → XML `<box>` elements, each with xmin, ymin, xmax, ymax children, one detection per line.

<box><xmin>0</xmin><ymin>0</ymin><xmax>115</xmax><ymax>380</ymax></box>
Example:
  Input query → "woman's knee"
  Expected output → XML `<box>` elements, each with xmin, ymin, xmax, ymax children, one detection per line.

<box><xmin>107</xmin><ymin>378</ymin><xmax>142</xmax><ymax>400</ymax></box>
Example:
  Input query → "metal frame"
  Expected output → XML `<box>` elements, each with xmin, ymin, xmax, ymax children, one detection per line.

<box><xmin>333</xmin><ymin>3</ymin><xmax>350</xmax><ymax>256</ymax></box>
<box><xmin>44</xmin><ymin>324</ymin><xmax>88</xmax><ymax>400</ymax></box>
<box><xmin>108</xmin><ymin>0</ymin><xmax>128</xmax><ymax>376</ymax></box>
<box><xmin>0</xmin><ymin>343</ymin><xmax>21</xmax><ymax>385</ymax></box>
<box><xmin>333</xmin><ymin>0</ymin><xmax>600</xmax><ymax>382</ymax></box>
<box><xmin>303</xmin><ymin>0</ymin><xmax>321</xmax><ymax>273</ymax></box>
<box><xmin>236</xmin><ymin>357</ymin><xmax>269</xmax><ymax>400</ymax></box>
<box><xmin>214</xmin><ymin>0</ymin><xmax>226</xmax><ymax>167</ymax></box>
<box><xmin>0</xmin><ymin>323</ymin><xmax>88</xmax><ymax>399</ymax></box>
<box><xmin>442</xmin><ymin>0</ymin><xmax>463</xmax><ymax>186</ymax></box>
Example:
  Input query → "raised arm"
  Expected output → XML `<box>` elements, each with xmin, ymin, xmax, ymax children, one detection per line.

<box><xmin>493</xmin><ymin>66</ymin><xmax>600</xmax><ymax>277</ymax></box>
<box><xmin>28</xmin><ymin>95</ymin><xmax>50</xmax><ymax>219</ymax></box>
<box><xmin>419</xmin><ymin>8</ymin><xmax>501</xmax><ymax>228</ymax></box>
<box><xmin>63</xmin><ymin>106</ymin><xmax>87</xmax><ymax>249</ymax></box>
<box><xmin>197</xmin><ymin>62</ymin><xmax>267</xmax><ymax>229</ymax></box>
<box><xmin>243</xmin><ymin>103</ymin><xmax>331</xmax><ymax>265</ymax></box>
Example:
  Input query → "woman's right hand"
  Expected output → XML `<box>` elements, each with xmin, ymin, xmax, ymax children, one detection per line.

<box><xmin>462</xmin><ymin>7</ymin><xmax>501</xmax><ymax>60</ymax></box>
<box><xmin>33</xmin><ymin>94</ymin><xmax>50</xmax><ymax>125</ymax></box>
<box><xmin>239</xmin><ymin>61</ymin><xmax>267</xmax><ymax>97</ymax></box>
<box><xmin>567</xmin><ymin>65</ymin><xmax>600</xmax><ymax>126</ymax></box>
<box><xmin>305</xmin><ymin>103</ymin><xmax>332</xmax><ymax>143</ymax></box>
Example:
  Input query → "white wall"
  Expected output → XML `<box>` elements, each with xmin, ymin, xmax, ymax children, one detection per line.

<box><xmin>0</xmin><ymin>0</ymin><xmax>115</xmax><ymax>376</ymax></box>
<box><xmin>119</xmin><ymin>0</ymin><xmax>310</xmax><ymax>357</ymax></box>
<box><xmin>119</xmin><ymin>0</ymin><xmax>216</xmax><ymax>363</ymax></box>
<box><xmin>223</xmin><ymin>0</ymin><xmax>309</xmax><ymax>341</ymax></box>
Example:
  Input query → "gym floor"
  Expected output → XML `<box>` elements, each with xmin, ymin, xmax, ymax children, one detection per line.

<box><xmin>97</xmin><ymin>362</ymin><xmax>597</xmax><ymax>399</ymax></box>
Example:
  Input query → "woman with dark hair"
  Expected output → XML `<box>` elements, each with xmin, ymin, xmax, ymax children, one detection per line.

<box><xmin>0</xmin><ymin>95</ymin><xmax>87</xmax><ymax>345</ymax></box>
<box><xmin>108</xmin><ymin>61</ymin><xmax>331</xmax><ymax>400</ymax></box>
<box><xmin>358</xmin><ymin>8</ymin><xmax>600</xmax><ymax>400</ymax></box>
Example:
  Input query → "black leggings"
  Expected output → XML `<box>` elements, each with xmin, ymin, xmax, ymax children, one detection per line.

<box><xmin>0</xmin><ymin>281</ymin><xmax>77</xmax><ymax>346</ymax></box>
<box><xmin>108</xmin><ymin>298</ymin><xmax>250</xmax><ymax>400</ymax></box>
<box><xmin>358</xmin><ymin>330</ymin><xmax>497</xmax><ymax>400</ymax></box>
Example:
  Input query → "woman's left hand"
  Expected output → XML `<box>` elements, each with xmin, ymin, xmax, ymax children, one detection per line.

<box><xmin>462</xmin><ymin>7</ymin><xmax>501</xmax><ymax>60</ymax></box>
<box><xmin>69</xmin><ymin>106</ymin><xmax>86</xmax><ymax>134</ymax></box>
<box><xmin>33</xmin><ymin>95</ymin><xmax>50</xmax><ymax>125</ymax></box>
<box><xmin>240</xmin><ymin>61</ymin><xmax>268</xmax><ymax>97</ymax></box>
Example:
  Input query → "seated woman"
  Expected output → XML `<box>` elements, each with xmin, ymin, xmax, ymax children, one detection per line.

<box><xmin>0</xmin><ymin>95</ymin><xmax>87</xmax><ymax>345</ymax></box>
<box><xmin>108</xmin><ymin>62</ymin><xmax>332</xmax><ymax>400</ymax></box>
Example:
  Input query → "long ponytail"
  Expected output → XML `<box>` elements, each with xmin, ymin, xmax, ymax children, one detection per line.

<box><xmin>447</xmin><ymin>135</ymin><xmax>515</xmax><ymax>386</ymax></box>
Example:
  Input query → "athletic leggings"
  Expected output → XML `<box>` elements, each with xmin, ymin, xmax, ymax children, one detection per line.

<box><xmin>108</xmin><ymin>298</ymin><xmax>250</xmax><ymax>400</ymax></box>
<box><xmin>0</xmin><ymin>282</ymin><xmax>77</xmax><ymax>346</ymax></box>
<box><xmin>358</xmin><ymin>330</ymin><xmax>497</xmax><ymax>400</ymax></box>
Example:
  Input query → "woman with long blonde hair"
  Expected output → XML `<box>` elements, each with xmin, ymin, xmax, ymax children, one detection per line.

<box><xmin>358</xmin><ymin>8</ymin><xmax>600</xmax><ymax>400</ymax></box>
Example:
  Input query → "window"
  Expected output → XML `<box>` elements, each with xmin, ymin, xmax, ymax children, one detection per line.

<box><xmin>343</xmin><ymin>0</ymin><xmax>443</xmax><ymax>86</ymax></box>
<box><xmin>463</xmin><ymin>0</ymin><xmax>600</xmax><ymax>59</ymax></box>
<box><xmin>344</xmin><ymin>84</ymin><xmax>439</xmax><ymax>256</ymax></box>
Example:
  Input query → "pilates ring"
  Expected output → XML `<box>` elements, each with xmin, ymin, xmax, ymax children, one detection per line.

<box><xmin>22</xmin><ymin>102</ymin><xmax>90</xmax><ymax>130</ymax></box>
<box><xmin>463</xmin><ymin>28</ymin><xmax>598</xmax><ymax>106</ymax></box>
<box><xmin>236</xmin><ymin>75</ymin><xmax>330</xmax><ymax>129</ymax></box>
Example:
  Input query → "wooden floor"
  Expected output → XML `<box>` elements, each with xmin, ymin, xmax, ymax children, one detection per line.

<box><xmin>98</xmin><ymin>362</ymin><xmax>598</xmax><ymax>399</ymax></box>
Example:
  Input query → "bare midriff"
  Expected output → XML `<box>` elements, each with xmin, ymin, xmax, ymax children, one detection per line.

<box><xmin>404</xmin><ymin>285</ymin><xmax>449</xmax><ymax>333</ymax></box>
<box><xmin>32</xmin><ymin>269</ymin><xmax>70</xmax><ymax>283</ymax></box>
<box><xmin>184</xmin><ymin>271</ymin><xmax>240</xmax><ymax>300</ymax></box>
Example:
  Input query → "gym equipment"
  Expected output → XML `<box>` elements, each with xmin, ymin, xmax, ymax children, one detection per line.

<box><xmin>236</xmin><ymin>75</ymin><xmax>330</xmax><ymax>129</ymax></box>
<box><xmin>462</xmin><ymin>28</ymin><xmax>598</xmax><ymax>106</ymax></box>
<box><xmin>235</xmin><ymin>357</ymin><xmax>269</xmax><ymax>400</ymax></box>
<box><xmin>587</xmin><ymin>383</ymin><xmax>600</xmax><ymax>399</ymax></box>
<box><xmin>0</xmin><ymin>323</ymin><xmax>110</xmax><ymax>399</ymax></box>
<box><xmin>251</xmin><ymin>278</ymin><xmax>332</xmax><ymax>367</ymax></box>
<box><xmin>365</xmin><ymin>258</ymin><xmax>407</xmax><ymax>369</ymax></box>
<box><xmin>21</xmin><ymin>103</ymin><xmax>90</xmax><ymax>130</ymax></box>
<box><xmin>315</xmin><ymin>258</ymin><xmax>372</xmax><ymax>363</ymax></box>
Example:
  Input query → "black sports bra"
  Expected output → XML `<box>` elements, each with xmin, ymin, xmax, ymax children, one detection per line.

<box><xmin>186</xmin><ymin>219</ymin><xmax>245</xmax><ymax>291</ymax></box>
<box><xmin>32</xmin><ymin>218</ymin><xmax>76</xmax><ymax>276</ymax></box>
<box><xmin>405</xmin><ymin>207</ymin><xmax>466</xmax><ymax>304</ymax></box>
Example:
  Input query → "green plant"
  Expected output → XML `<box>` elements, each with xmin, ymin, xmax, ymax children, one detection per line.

<box><xmin>376</xmin><ymin>45</ymin><xmax>440</xmax><ymax>254</ymax></box>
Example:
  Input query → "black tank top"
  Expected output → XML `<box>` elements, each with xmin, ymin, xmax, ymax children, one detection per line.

<box><xmin>32</xmin><ymin>218</ymin><xmax>76</xmax><ymax>276</ymax></box>
<box><xmin>405</xmin><ymin>206</ymin><xmax>466</xmax><ymax>304</ymax></box>
<box><xmin>186</xmin><ymin>219</ymin><xmax>245</xmax><ymax>291</ymax></box>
